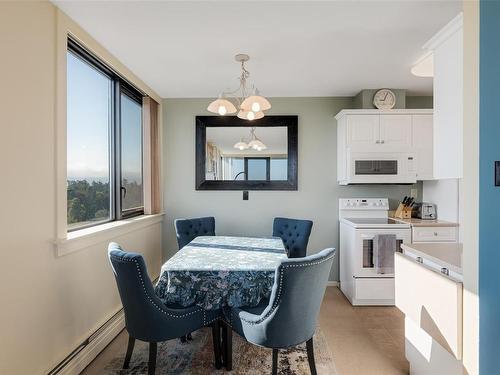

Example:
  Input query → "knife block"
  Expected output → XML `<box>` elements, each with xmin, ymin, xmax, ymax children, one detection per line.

<box><xmin>394</xmin><ymin>203</ymin><xmax>412</xmax><ymax>219</ymax></box>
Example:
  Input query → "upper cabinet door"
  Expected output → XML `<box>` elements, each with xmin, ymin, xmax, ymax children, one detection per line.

<box><xmin>432</xmin><ymin>22</ymin><xmax>463</xmax><ymax>179</ymax></box>
<box><xmin>379</xmin><ymin>115</ymin><xmax>412</xmax><ymax>146</ymax></box>
<box><xmin>346</xmin><ymin>115</ymin><xmax>380</xmax><ymax>147</ymax></box>
<box><xmin>412</xmin><ymin>114</ymin><xmax>434</xmax><ymax>180</ymax></box>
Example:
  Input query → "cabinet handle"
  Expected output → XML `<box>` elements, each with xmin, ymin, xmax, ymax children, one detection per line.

<box><xmin>416</xmin><ymin>256</ymin><xmax>423</xmax><ymax>263</ymax></box>
<box><xmin>380</xmin><ymin>140</ymin><xmax>385</xmax><ymax>144</ymax></box>
<box><xmin>375</xmin><ymin>140</ymin><xmax>380</xmax><ymax>144</ymax></box>
<box><xmin>434</xmin><ymin>232</ymin><xmax>438</xmax><ymax>236</ymax></box>
<box><xmin>441</xmin><ymin>267</ymin><xmax>449</xmax><ymax>276</ymax></box>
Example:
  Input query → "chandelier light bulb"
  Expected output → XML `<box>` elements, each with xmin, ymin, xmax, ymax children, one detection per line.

<box><xmin>247</xmin><ymin>111</ymin><xmax>255</xmax><ymax>121</ymax></box>
<box><xmin>233</xmin><ymin>138</ymin><xmax>249</xmax><ymax>150</ymax></box>
<box><xmin>251</xmin><ymin>102</ymin><xmax>261</xmax><ymax>112</ymax></box>
<box><xmin>218</xmin><ymin>105</ymin><xmax>227</xmax><ymax>115</ymax></box>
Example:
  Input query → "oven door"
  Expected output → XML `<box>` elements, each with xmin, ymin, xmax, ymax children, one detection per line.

<box><xmin>354</xmin><ymin>229</ymin><xmax>411</xmax><ymax>277</ymax></box>
<box><xmin>346</xmin><ymin>151</ymin><xmax>417</xmax><ymax>184</ymax></box>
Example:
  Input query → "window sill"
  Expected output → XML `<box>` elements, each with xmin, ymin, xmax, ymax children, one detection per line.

<box><xmin>55</xmin><ymin>213</ymin><xmax>164</xmax><ymax>257</ymax></box>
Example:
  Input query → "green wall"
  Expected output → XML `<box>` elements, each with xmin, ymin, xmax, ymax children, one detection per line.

<box><xmin>162</xmin><ymin>97</ymin><xmax>423</xmax><ymax>281</ymax></box>
<box><xmin>352</xmin><ymin>89</ymin><xmax>433</xmax><ymax>109</ymax></box>
<box><xmin>406</xmin><ymin>96</ymin><xmax>434</xmax><ymax>109</ymax></box>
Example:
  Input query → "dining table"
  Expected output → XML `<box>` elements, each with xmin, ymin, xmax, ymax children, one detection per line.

<box><xmin>154</xmin><ymin>235</ymin><xmax>287</xmax><ymax>310</ymax></box>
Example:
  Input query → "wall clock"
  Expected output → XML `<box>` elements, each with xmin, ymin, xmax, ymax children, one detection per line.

<box><xmin>373</xmin><ymin>89</ymin><xmax>396</xmax><ymax>109</ymax></box>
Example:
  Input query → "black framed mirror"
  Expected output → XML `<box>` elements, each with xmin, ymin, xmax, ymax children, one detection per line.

<box><xmin>196</xmin><ymin>115</ymin><xmax>298</xmax><ymax>190</ymax></box>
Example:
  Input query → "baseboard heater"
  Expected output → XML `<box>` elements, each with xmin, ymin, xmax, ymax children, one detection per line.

<box><xmin>47</xmin><ymin>276</ymin><xmax>159</xmax><ymax>375</ymax></box>
<box><xmin>47</xmin><ymin>308</ymin><xmax>125</xmax><ymax>375</ymax></box>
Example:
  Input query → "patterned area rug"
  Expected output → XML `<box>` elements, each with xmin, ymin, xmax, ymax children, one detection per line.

<box><xmin>103</xmin><ymin>327</ymin><xmax>337</xmax><ymax>374</ymax></box>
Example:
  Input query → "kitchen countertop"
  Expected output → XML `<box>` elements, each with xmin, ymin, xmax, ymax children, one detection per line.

<box><xmin>391</xmin><ymin>217</ymin><xmax>459</xmax><ymax>227</ymax></box>
<box><xmin>401</xmin><ymin>242</ymin><xmax>463</xmax><ymax>275</ymax></box>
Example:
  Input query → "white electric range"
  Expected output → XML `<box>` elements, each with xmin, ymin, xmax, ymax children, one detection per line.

<box><xmin>339</xmin><ymin>198</ymin><xmax>411</xmax><ymax>306</ymax></box>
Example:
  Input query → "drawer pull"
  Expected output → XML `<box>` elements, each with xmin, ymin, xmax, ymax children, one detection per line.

<box><xmin>441</xmin><ymin>267</ymin><xmax>449</xmax><ymax>276</ymax></box>
<box><xmin>416</xmin><ymin>256</ymin><xmax>423</xmax><ymax>263</ymax></box>
<box><xmin>434</xmin><ymin>232</ymin><xmax>438</xmax><ymax>236</ymax></box>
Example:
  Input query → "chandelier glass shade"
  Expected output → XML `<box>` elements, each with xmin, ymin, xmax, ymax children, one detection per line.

<box><xmin>233</xmin><ymin>127</ymin><xmax>267</xmax><ymax>151</ymax></box>
<box><xmin>240</xmin><ymin>89</ymin><xmax>272</xmax><ymax>112</ymax></box>
<box><xmin>237</xmin><ymin>109</ymin><xmax>264</xmax><ymax>121</ymax></box>
<box><xmin>207</xmin><ymin>54</ymin><xmax>271</xmax><ymax>120</ymax></box>
<box><xmin>206</xmin><ymin>96</ymin><xmax>237</xmax><ymax>115</ymax></box>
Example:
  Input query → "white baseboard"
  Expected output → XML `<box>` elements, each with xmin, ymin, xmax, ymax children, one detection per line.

<box><xmin>327</xmin><ymin>281</ymin><xmax>339</xmax><ymax>287</ymax></box>
<box><xmin>58</xmin><ymin>311</ymin><xmax>125</xmax><ymax>375</ymax></box>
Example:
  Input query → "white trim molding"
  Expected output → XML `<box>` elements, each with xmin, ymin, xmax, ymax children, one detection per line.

<box><xmin>54</xmin><ymin>311</ymin><xmax>125</xmax><ymax>375</ymax></box>
<box><xmin>327</xmin><ymin>281</ymin><xmax>339</xmax><ymax>287</ymax></box>
<box><xmin>423</xmin><ymin>12</ymin><xmax>463</xmax><ymax>51</ymax></box>
<box><xmin>55</xmin><ymin>213</ymin><xmax>164</xmax><ymax>257</ymax></box>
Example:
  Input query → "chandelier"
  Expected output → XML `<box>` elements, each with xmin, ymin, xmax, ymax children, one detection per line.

<box><xmin>234</xmin><ymin>127</ymin><xmax>267</xmax><ymax>151</ymax></box>
<box><xmin>207</xmin><ymin>54</ymin><xmax>271</xmax><ymax>121</ymax></box>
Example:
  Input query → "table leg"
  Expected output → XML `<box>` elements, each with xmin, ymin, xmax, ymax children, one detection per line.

<box><xmin>212</xmin><ymin>321</ymin><xmax>222</xmax><ymax>369</ymax></box>
<box><xmin>222</xmin><ymin>321</ymin><xmax>233</xmax><ymax>371</ymax></box>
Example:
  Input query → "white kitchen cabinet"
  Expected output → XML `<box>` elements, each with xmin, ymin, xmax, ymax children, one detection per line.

<box><xmin>423</xmin><ymin>14</ymin><xmax>463</xmax><ymax>179</ymax></box>
<box><xmin>380</xmin><ymin>114</ymin><xmax>412</xmax><ymax>146</ymax></box>
<box><xmin>412</xmin><ymin>226</ymin><xmax>458</xmax><ymax>243</ymax></box>
<box><xmin>346</xmin><ymin>114</ymin><xmax>380</xmax><ymax>147</ymax></box>
<box><xmin>335</xmin><ymin>109</ymin><xmax>434</xmax><ymax>183</ymax></box>
<box><xmin>412</xmin><ymin>114</ymin><xmax>434</xmax><ymax>180</ymax></box>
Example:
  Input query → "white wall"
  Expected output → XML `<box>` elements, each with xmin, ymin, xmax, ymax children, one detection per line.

<box><xmin>163</xmin><ymin>97</ymin><xmax>421</xmax><ymax>281</ymax></box>
<box><xmin>0</xmin><ymin>3</ymin><xmax>162</xmax><ymax>374</ymax></box>
<box><xmin>462</xmin><ymin>1</ymin><xmax>479</xmax><ymax>373</ymax></box>
<box><xmin>422</xmin><ymin>179</ymin><xmax>463</xmax><ymax>242</ymax></box>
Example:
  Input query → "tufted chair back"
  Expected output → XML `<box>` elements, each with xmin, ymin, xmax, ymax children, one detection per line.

<box><xmin>174</xmin><ymin>216</ymin><xmax>216</xmax><ymax>250</ymax></box>
<box><xmin>107</xmin><ymin>243</ymin><xmax>207</xmax><ymax>342</ymax></box>
<box><xmin>227</xmin><ymin>248</ymin><xmax>335</xmax><ymax>349</ymax></box>
<box><xmin>272</xmin><ymin>217</ymin><xmax>313</xmax><ymax>258</ymax></box>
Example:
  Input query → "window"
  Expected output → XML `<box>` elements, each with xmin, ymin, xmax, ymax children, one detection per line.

<box><xmin>222</xmin><ymin>156</ymin><xmax>288</xmax><ymax>181</ymax></box>
<box><xmin>66</xmin><ymin>39</ymin><xmax>144</xmax><ymax>231</ymax></box>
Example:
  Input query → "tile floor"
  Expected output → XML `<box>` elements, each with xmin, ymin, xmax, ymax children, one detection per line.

<box><xmin>82</xmin><ymin>287</ymin><xmax>408</xmax><ymax>375</ymax></box>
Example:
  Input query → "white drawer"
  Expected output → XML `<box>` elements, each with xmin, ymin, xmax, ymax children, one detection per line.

<box><xmin>412</xmin><ymin>226</ymin><xmax>457</xmax><ymax>243</ymax></box>
<box><xmin>354</xmin><ymin>277</ymin><xmax>394</xmax><ymax>302</ymax></box>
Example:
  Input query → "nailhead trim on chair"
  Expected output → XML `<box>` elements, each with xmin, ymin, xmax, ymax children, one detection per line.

<box><xmin>110</xmin><ymin>255</ymin><xmax>203</xmax><ymax>319</ymax></box>
<box><xmin>238</xmin><ymin>252</ymin><xmax>335</xmax><ymax>325</ymax></box>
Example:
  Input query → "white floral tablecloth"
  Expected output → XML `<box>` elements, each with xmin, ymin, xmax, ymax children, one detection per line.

<box><xmin>154</xmin><ymin>236</ymin><xmax>287</xmax><ymax>310</ymax></box>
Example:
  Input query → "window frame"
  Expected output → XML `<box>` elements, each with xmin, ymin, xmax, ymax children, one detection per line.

<box><xmin>243</xmin><ymin>157</ymin><xmax>271</xmax><ymax>181</ymax></box>
<box><xmin>67</xmin><ymin>38</ymin><xmax>144</xmax><ymax>232</ymax></box>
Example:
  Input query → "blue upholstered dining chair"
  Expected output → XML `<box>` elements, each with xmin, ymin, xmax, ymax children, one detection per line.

<box><xmin>223</xmin><ymin>248</ymin><xmax>335</xmax><ymax>375</ymax></box>
<box><xmin>107</xmin><ymin>243</ymin><xmax>221</xmax><ymax>374</ymax></box>
<box><xmin>174</xmin><ymin>216</ymin><xmax>216</xmax><ymax>250</ymax></box>
<box><xmin>272</xmin><ymin>217</ymin><xmax>313</xmax><ymax>258</ymax></box>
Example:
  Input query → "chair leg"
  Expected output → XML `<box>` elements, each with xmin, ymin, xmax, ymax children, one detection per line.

<box><xmin>272</xmin><ymin>349</ymin><xmax>278</xmax><ymax>375</ymax></box>
<box><xmin>123</xmin><ymin>335</ymin><xmax>135</xmax><ymax>369</ymax></box>
<box><xmin>148</xmin><ymin>342</ymin><xmax>157</xmax><ymax>375</ymax></box>
<box><xmin>212</xmin><ymin>321</ymin><xmax>222</xmax><ymax>369</ymax></box>
<box><xmin>306</xmin><ymin>338</ymin><xmax>317</xmax><ymax>375</ymax></box>
<box><xmin>222</xmin><ymin>322</ymin><xmax>233</xmax><ymax>371</ymax></box>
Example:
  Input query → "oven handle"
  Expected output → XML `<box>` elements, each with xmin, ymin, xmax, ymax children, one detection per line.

<box><xmin>360</xmin><ymin>234</ymin><xmax>405</xmax><ymax>240</ymax></box>
<box><xmin>353</xmin><ymin>275</ymin><xmax>394</xmax><ymax>279</ymax></box>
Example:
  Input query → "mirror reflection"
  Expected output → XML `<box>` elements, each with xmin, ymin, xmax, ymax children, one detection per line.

<box><xmin>206</xmin><ymin>126</ymin><xmax>288</xmax><ymax>181</ymax></box>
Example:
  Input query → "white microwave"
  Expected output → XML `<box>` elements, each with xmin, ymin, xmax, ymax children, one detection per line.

<box><xmin>338</xmin><ymin>151</ymin><xmax>417</xmax><ymax>185</ymax></box>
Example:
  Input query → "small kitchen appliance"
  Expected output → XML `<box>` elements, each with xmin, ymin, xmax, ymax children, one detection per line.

<box><xmin>413</xmin><ymin>202</ymin><xmax>437</xmax><ymax>220</ymax></box>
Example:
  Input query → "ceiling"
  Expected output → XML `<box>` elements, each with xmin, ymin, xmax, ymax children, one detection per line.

<box><xmin>207</xmin><ymin>126</ymin><xmax>287</xmax><ymax>155</ymax></box>
<box><xmin>54</xmin><ymin>1</ymin><xmax>462</xmax><ymax>98</ymax></box>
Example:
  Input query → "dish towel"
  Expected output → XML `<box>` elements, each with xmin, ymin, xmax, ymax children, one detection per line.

<box><xmin>373</xmin><ymin>234</ymin><xmax>397</xmax><ymax>274</ymax></box>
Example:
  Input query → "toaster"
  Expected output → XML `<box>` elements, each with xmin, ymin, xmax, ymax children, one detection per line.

<box><xmin>413</xmin><ymin>202</ymin><xmax>437</xmax><ymax>220</ymax></box>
